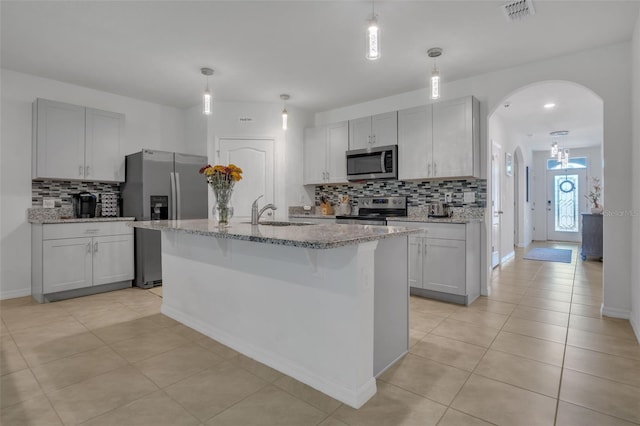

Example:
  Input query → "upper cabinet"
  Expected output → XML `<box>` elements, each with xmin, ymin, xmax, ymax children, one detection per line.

<box><xmin>398</xmin><ymin>105</ymin><xmax>433</xmax><ymax>180</ymax></box>
<box><xmin>398</xmin><ymin>96</ymin><xmax>479</xmax><ymax>180</ymax></box>
<box><xmin>33</xmin><ymin>98</ymin><xmax>125</xmax><ymax>182</ymax></box>
<box><xmin>303</xmin><ymin>121</ymin><xmax>348</xmax><ymax>185</ymax></box>
<box><xmin>348</xmin><ymin>111</ymin><xmax>397</xmax><ymax>150</ymax></box>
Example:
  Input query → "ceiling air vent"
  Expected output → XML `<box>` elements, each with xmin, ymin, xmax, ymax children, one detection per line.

<box><xmin>502</xmin><ymin>0</ymin><xmax>535</xmax><ymax>21</ymax></box>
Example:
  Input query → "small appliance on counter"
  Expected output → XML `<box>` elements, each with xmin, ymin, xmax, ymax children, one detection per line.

<box><xmin>428</xmin><ymin>202</ymin><xmax>452</xmax><ymax>218</ymax></box>
<box><xmin>72</xmin><ymin>192</ymin><xmax>97</xmax><ymax>218</ymax></box>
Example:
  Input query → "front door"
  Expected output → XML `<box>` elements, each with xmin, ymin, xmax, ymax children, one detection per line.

<box><xmin>546</xmin><ymin>169</ymin><xmax>586</xmax><ymax>242</ymax></box>
<box><xmin>218</xmin><ymin>138</ymin><xmax>275</xmax><ymax>221</ymax></box>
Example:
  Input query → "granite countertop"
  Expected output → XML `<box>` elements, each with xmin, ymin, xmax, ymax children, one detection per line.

<box><xmin>130</xmin><ymin>219</ymin><xmax>418</xmax><ymax>249</ymax></box>
<box><xmin>29</xmin><ymin>217</ymin><xmax>136</xmax><ymax>224</ymax></box>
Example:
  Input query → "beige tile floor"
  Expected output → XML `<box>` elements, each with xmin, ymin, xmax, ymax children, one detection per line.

<box><xmin>1</xmin><ymin>242</ymin><xmax>639</xmax><ymax>425</ymax></box>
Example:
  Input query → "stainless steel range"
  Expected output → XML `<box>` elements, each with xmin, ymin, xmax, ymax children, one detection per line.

<box><xmin>336</xmin><ymin>196</ymin><xmax>407</xmax><ymax>225</ymax></box>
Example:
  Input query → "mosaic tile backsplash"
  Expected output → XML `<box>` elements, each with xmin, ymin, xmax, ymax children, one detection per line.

<box><xmin>315</xmin><ymin>178</ymin><xmax>487</xmax><ymax>208</ymax></box>
<box><xmin>32</xmin><ymin>180</ymin><xmax>121</xmax><ymax>206</ymax></box>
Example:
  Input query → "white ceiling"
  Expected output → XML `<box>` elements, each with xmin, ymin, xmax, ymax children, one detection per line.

<box><xmin>493</xmin><ymin>81</ymin><xmax>603</xmax><ymax>151</ymax></box>
<box><xmin>1</xmin><ymin>1</ymin><xmax>638</xmax><ymax>112</ymax></box>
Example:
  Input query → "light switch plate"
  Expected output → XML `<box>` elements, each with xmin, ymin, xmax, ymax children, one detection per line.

<box><xmin>463</xmin><ymin>192</ymin><xmax>476</xmax><ymax>203</ymax></box>
<box><xmin>444</xmin><ymin>192</ymin><xmax>453</xmax><ymax>203</ymax></box>
<box><xmin>43</xmin><ymin>199</ymin><xmax>55</xmax><ymax>208</ymax></box>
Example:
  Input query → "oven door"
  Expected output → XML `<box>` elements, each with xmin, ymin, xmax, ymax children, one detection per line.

<box><xmin>336</xmin><ymin>217</ymin><xmax>387</xmax><ymax>226</ymax></box>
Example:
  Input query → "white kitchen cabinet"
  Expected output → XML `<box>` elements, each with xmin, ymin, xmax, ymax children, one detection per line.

<box><xmin>85</xmin><ymin>108</ymin><xmax>125</xmax><ymax>181</ymax></box>
<box><xmin>398</xmin><ymin>105</ymin><xmax>433</xmax><ymax>180</ymax></box>
<box><xmin>348</xmin><ymin>112</ymin><xmax>397</xmax><ymax>150</ymax></box>
<box><xmin>432</xmin><ymin>96</ymin><xmax>480</xmax><ymax>178</ymax></box>
<box><xmin>32</xmin><ymin>98</ymin><xmax>125</xmax><ymax>182</ymax></box>
<box><xmin>303</xmin><ymin>121</ymin><xmax>348</xmax><ymax>185</ymax></box>
<box><xmin>387</xmin><ymin>220</ymin><xmax>480</xmax><ymax>305</ymax></box>
<box><xmin>32</xmin><ymin>221</ymin><xmax>134</xmax><ymax>302</ymax></box>
<box><xmin>42</xmin><ymin>237</ymin><xmax>93</xmax><ymax>293</ymax></box>
<box><xmin>398</xmin><ymin>96</ymin><xmax>480</xmax><ymax>180</ymax></box>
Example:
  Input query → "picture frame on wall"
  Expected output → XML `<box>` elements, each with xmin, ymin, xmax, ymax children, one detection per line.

<box><xmin>505</xmin><ymin>153</ymin><xmax>513</xmax><ymax>176</ymax></box>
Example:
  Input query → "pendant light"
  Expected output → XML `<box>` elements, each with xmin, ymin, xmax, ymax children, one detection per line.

<box><xmin>201</xmin><ymin>67</ymin><xmax>214</xmax><ymax>115</ymax></box>
<box><xmin>561</xmin><ymin>148</ymin><xmax>570</xmax><ymax>168</ymax></box>
<box><xmin>280</xmin><ymin>94</ymin><xmax>290</xmax><ymax>130</ymax></box>
<box><xmin>365</xmin><ymin>1</ymin><xmax>380</xmax><ymax>60</ymax></box>
<box><xmin>550</xmin><ymin>140</ymin><xmax>558</xmax><ymax>157</ymax></box>
<box><xmin>427</xmin><ymin>48</ymin><xmax>442</xmax><ymax>100</ymax></box>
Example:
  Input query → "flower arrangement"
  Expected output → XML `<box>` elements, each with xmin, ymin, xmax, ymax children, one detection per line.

<box><xmin>199</xmin><ymin>164</ymin><xmax>243</xmax><ymax>224</ymax></box>
<box><xmin>584</xmin><ymin>177</ymin><xmax>601</xmax><ymax>208</ymax></box>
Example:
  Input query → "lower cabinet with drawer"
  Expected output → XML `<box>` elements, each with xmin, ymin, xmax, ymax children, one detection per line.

<box><xmin>31</xmin><ymin>221</ymin><xmax>134</xmax><ymax>302</ymax></box>
<box><xmin>387</xmin><ymin>221</ymin><xmax>481</xmax><ymax>305</ymax></box>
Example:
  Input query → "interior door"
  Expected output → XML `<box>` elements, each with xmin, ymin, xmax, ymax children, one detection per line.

<box><xmin>218</xmin><ymin>138</ymin><xmax>275</xmax><ymax>220</ymax></box>
<box><xmin>174</xmin><ymin>153</ymin><xmax>209</xmax><ymax>219</ymax></box>
<box><xmin>491</xmin><ymin>141</ymin><xmax>502</xmax><ymax>268</ymax></box>
<box><xmin>546</xmin><ymin>169</ymin><xmax>587</xmax><ymax>242</ymax></box>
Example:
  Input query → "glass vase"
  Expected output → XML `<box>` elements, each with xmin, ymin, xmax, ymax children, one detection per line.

<box><xmin>213</xmin><ymin>187</ymin><xmax>234</xmax><ymax>225</ymax></box>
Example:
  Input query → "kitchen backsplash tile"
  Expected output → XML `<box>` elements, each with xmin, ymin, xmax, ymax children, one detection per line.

<box><xmin>315</xmin><ymin>178</ymin><xmax>487</xmax><ymax>208</ymax></box>
<box><xmin>32</xmin><ymin>180</ymin><xmax>120</xmax><ymax>207</ymax></box>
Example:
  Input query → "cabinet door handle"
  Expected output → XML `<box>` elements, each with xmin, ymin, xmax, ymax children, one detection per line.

<box><xmin>326</xmin><ymin>172</ymin><xmax>330</xmax><ymax>181</ymax></box>
<box><xmin>93</xmin><ymin>241</ymin><xmax>99</xmax><ymax>254</ymax></box>
<box><xmin>417</xmin><ymin>243</ymin><xmax>421</xmax><ymax>255</ymax></box>
<box><xmin>86</xmin><ymin>242</ymin><xmax>92</xmax><ymax>253</ymax></box>
<box><xmin>433</xmin><ymin>163</ymin><xmax>437</xmax><ymax>176</ymax></box>
<box><xmin>85</xmin><ymin>166</ymin><xmax>90</xmax><ymax>177</ymax></box>
<box><xmin>428</xmin><ymin>163</ymin><xmax>431</xmax><ymax>177</ymax></box>
<box><xmin>372</xmin><ymin>134</ymin><xmax>376</xmax><ymax>144</ymax></box>
<box><xmin>79</xmin><ymin>165</ymin><xmax>84</xmax><ymax>177</ymax></box>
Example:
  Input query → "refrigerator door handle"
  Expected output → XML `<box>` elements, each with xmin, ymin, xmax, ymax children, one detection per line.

<box><xmin>170</xmin><ymin>172</ymin><xmax>177</xmax><ymax>219</ymax></box>
<box><xmin>175</xmin><ymin>172</ymin><xmax>182</xmax><ymax>220</ymax></box>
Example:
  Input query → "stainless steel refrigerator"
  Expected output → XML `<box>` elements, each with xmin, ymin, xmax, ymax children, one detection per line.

<box><xmin>121</xmin><ymin>149</ymin><xmax>208</xmax><ymax>288</ymax></box>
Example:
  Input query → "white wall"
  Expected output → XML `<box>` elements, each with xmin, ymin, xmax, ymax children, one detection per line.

<box><xmin>0</xmin><ymin>70</ymin><xmax>188</xmax><ymax>299</ymax></box>
<box><xmin>531</xmin><ymin>147</ymin><xmax>603</xmax><ymax>241</ymax></box>
<box><xmin>489</xmin><ymin>114</ymin><xmax>522</xmax><ymax>261</ymax></box>
<box><xmin>207</xmin><ymin>101</ymin><xmax>314</xmax><ymax>220</ymax></box>
<box><xmin>183</xmin><ymin>104</ymin><xmax>207</xmax><ymax>156</ymax></box>
<box><xmin>630</xmin><ymin>10</ymin><xmax>640</xmax><ymax>339</ymax></box>
<box><xmin>316</xmin><ymin>42</ymin><xmax>633</xmax><ymax>315</ymax></box>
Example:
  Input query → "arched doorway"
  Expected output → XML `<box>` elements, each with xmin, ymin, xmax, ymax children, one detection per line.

<box><xmin>486</xmin><ymin>80</ymin><xmax>604</xmax><ymax>288</ymax></box>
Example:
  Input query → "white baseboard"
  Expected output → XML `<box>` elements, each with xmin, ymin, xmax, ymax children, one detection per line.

<box><xmin>0</xmin><ymin>288</ymin><xmax>31</xmax><ymax>300</ymax></box>
<box><xmin>601</xmin><ymin>304</ymin><xmax>631</xmax><ymax>319</ymax></box>
<box><xmin>501</xmin><ymin>251</ymin><xmax>515</xmax><ymax>263</ymax></box>
<box><xmin>630</xmin><ymin>314</ymin><xmax>640</xmax><ymax>343</ymax></box>
<box><xmin>162</xmin><ymin>304</ymin><xmax>377</xmax><ymax>409</ymax></box>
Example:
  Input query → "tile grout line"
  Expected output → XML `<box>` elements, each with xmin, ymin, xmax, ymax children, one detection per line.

<box><xmin>552</xmin><ymin>246</ymin><xmax>579</xmax><ymax>426</ymax></box>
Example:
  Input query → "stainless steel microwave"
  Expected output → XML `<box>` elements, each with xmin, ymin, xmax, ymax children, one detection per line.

<box><xmin>346</xmin><ymin>145</ymin><xmax>398</xmax><ymax>181</ymax></box>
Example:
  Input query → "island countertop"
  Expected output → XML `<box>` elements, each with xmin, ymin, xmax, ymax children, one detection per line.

<box><xmin>130</xmin><ymin>219</ymin><xmax>418</xmax><ymax>249</ymax></box>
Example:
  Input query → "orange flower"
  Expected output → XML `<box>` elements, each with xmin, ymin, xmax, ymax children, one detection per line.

<box><xmin>231</xmin><ymin>172</ymin><xmax>242</xmax><ymax>181</ymax></box>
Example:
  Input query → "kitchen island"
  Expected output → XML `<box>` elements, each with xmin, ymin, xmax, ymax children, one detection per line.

<box><xmin>130</xmin><ymin>219</ymin><xmax>416</xmax><ymax>408</ymax></box>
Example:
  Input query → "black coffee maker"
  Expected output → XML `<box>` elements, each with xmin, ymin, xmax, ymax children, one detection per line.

<box><xmin>73</xmin><ymin>192</ymin><xmax>97</xmax><ymax>218</ymax></box>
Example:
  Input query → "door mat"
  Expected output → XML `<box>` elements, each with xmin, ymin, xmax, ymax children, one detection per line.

<box><xmin>523</xmin><ymin>248</ymin><xmax>572</xmax><ymax>263</ymax></box>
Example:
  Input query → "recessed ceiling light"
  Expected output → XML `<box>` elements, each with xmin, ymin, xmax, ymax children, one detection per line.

<box><xmin>543</xmin><ymin>103</ymin><xmax>556</xmax><ymax>109</ymax></box>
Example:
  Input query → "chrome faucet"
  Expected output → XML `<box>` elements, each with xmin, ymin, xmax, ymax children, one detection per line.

<box><xmin>251</xmin><ymin>195</ymin><xmax>277</xmax><ymax>225</ymax></box>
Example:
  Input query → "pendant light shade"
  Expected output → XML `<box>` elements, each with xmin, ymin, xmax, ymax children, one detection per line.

<box><xmin>201</xmin><ymin>67</ymin><xmax>214</xmax><ymax>116</ymax></box>
<box><xmin>365</xmin><ymin>2</ymin><xmax>380</xmax><ymax>60</ymax></box>
<box><xmin>427</xmin><ymin>48</ymin><xmax>442</xmax><ymax>100</ymax></box>
<box><xmin>280</xmin><ymin>94</ymin><xmax>290</xmax><ymax>130</ymax></box>
<box><xmin>550</xmin><ymin>141</ymin><xmax>558</xmax><ymax>157</ymax></box>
